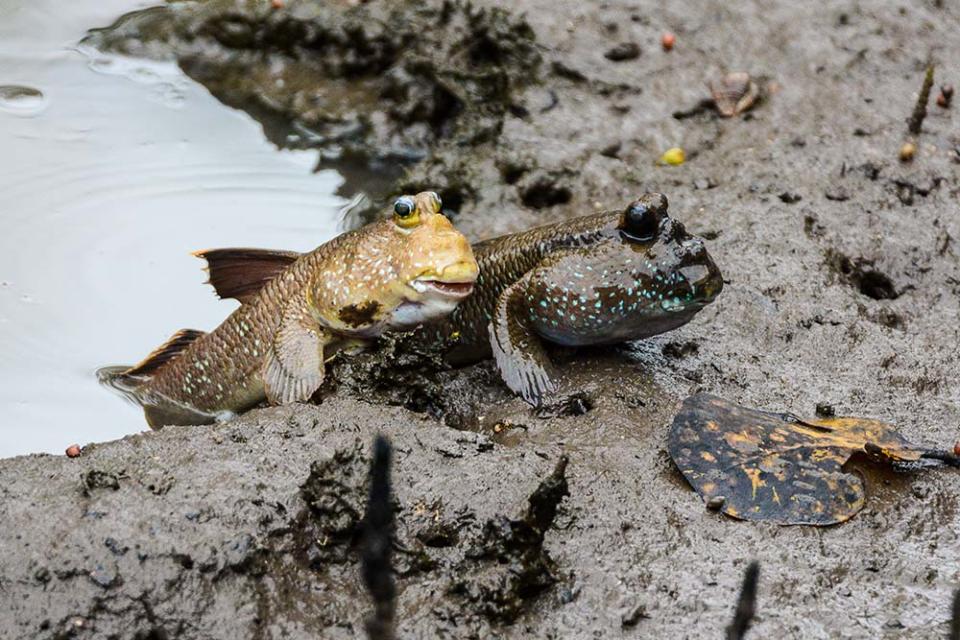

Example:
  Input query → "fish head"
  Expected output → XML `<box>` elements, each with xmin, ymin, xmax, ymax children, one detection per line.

<box><xmin>386</xmin><ymin>191</ymin><xmax>479</xmax><ymax>329</ymax></box>
<box><xmin>526</xmin><ymin>193</ymin><xmax>724</xmax><ymax>346</ymax></box>
<box><xmin>314</xmin><ymin>191</ymin><xmax>478</xmax><ymax>335</ymax></box>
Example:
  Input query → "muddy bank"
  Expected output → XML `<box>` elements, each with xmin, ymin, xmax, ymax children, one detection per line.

<box><xmin>4</xmin><ymin>0</ymin><xmax>960</xmax><ymax>637</ymax></box>
<box><xmin>84</xmin><ymin>0</ymin><xmax>540</xmax><ymax>199</ymax></box>
<box><xmin>4</xmin><ymin>376</ymin><xmax>960</xmax><ymax>638</ymax></box>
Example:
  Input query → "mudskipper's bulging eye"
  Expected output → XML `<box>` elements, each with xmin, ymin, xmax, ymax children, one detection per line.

<box><xmin>394</xmin><ymin>197</ymin><xmax>414</xmax><ymax>218</ymax></box>
<box><xmin>622</xmin><ymin>193</ymin><xmax>669</xmax><ymax>242</ymax></box>
<box><xmin>393</xmin><ymin>195</ymin><xmax>419</xmax><ymax>228</ymax></box>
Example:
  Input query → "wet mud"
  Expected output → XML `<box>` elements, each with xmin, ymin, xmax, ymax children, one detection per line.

<box><xmin>3</xmin><ymin>0</ymin><xmax>960</xmax><ymax>638</ymax></box>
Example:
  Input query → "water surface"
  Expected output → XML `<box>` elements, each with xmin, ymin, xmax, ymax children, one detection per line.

<box><xmin>0</xmin><ymin>1</ymin><xmax>346</xmax><ymax>457</ymax></box>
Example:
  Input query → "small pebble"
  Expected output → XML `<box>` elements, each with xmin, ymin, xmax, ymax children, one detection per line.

<box><xmin>936</xmin><ymin>84</ymin><xmax>953</xmax><ymax>108</ymax></box>
<box><xmin>659</xmin><ymin>147</ymin><xmax>685</xmax><ymax>165</ymax></box>
<box><xmin>710</xmin><ymin>72</ymin><xmax>759</xmax><ymax>117</ymax></box>
<box><xmin>600</xmin><ymin>141</ymin><xmax>621</xmax><ymax>158</ymax></box>
<box><xmin>66</xmin><ymin>444</ymin><xmax>81</xmax><ymax>458</ymax></box>
<box><xmin>779</xmin><ymin>192</ymin><xmax>802</xmax><ymax>204</ymax></box>
<box><xmin>604</xmin><ymin>42</ymin><xmax>641</xmax><ymax>62</ymax></box>
<box><xmin>706</xmin><ymin>495</ymin><xmax>726</xmax><ymax>511</ymax></box>
<box><xmin>621</xmin><ymin>603</ymin><xmax>650</xmax><ymax>627</ymax></box>
<box><xmin>899</xmin><ymin>141</ymin><xmax>916</xmax><ymax>162</ymax></box>
<box><xmin>558</xmin><ymin>585</ymin><xmax>580</xmax><ymax>604</ymax></box>
<box><xmin>824</xmin><ymin>186</ymin><xmax>850</xmax><ymax>201</ymax></box>
<box><xmin>88</xmin><ymin>563</ymin><xmax>118</xmax><ymax>589</ymax></box>
<box><xmin>661</xmin><ymin>32</ymin><xmax>675</xmax><ymax>51</ymax></box>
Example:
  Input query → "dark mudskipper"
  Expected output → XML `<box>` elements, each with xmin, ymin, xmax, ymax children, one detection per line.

<box><xmin>206</xmin><ymin>193</ymin><xmax>723</xmax><ymax>406</ymax></box>
<box><xmin>422</xmin><ymin>192</ymin><xmax>723</xmax><ymax>404</ymax></box>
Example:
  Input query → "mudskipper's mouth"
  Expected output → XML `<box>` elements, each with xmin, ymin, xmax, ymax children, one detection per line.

<box><xmin>411</xmin><ymin>279</ymin><xmax>475</xmax><ymax>299</ymax></box>
<box><xmin>679</xmin><ymin>261</ymin><xmax>724</xmax><ymax>303</ymax></box>
<box><xmin>412</xmin><ymin>258</ymin><xmax>479</xmax><ymax>300</ymax></box>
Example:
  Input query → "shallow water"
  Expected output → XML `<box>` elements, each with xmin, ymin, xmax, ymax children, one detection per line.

<box><xmin>0</xmin><ymin>1</ymin><xmax>347</xmax><ymax>457</ymax></box>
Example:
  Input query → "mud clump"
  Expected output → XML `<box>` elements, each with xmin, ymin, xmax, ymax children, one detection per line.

<box><xmin>82</xmin><ymin>468</ymin><xmax>123</xmax><ymax>494</ymax></box>
<box><xmin>85</xmin><ymin>0</ymin><xmax>540</xmax><ymax>169</ymax></box>
<box><xmin>326</xmin><ymin>330</ymin><xmax>452</xmax><ymax>416</ymax></box>
<box><xmin>297</xmin><ymin>441</ymin><xmax>369</xmax><ymax>566</ymax></box>
<box><xmin>449</xmin><ymin>455</ymin><xmax>569</xmax><ymax>623</ymax></box>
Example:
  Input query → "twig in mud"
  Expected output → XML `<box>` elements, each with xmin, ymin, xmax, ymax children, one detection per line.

<box><xmin>950</xmin><ymin>589</ymin><xmax>960</xmax><ymax>640</ymax></box>
<box><xmin>908</xmin><ymin>64</ymin><xmax>935</xmax><ymax>135</ymax></box>
<box><xmin>920</xmin><ymin>450</ymin><xmax>960</xmax><ymax>468</ymax></box>
<box><xmin>725</xmin><ymin>561</ymin><xmax>759</xmax><ymax>640</ymax></box>
<box><xmin>362</xmin><ymin>435</ymin><xmax>396</xmax><ymax>640</ymax></box>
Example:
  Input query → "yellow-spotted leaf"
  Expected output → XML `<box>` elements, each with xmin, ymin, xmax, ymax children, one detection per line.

<box><xmin>669</xmin><ymin>393</ymin><xmax>957</xmax><ymax>525</ymax></box>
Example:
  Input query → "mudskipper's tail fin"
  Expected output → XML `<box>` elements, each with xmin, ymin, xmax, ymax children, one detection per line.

<box><xmin>98</xmin><ymin>328</ymin><xmax>206</xmax><ymax>421</ymax></box>
<box><xmin>122</xmin><ymin>329</ymin><xmax>206</xmax><ymax>378</ymax></box>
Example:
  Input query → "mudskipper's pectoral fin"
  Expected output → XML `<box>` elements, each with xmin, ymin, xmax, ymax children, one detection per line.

<box><xmin>488</xmin><ymin>276</ymin><xmax>559</xmax><ymax>407</ymax></box>
<box><xmin>262</xmin><ymin>302</ymin><xmax>329</xmax><ymax>405</ymax></box>
<box><xmin>193</xmin><ymin>248</ymin><xmax>302</xmax><ymax>304</ymax></box>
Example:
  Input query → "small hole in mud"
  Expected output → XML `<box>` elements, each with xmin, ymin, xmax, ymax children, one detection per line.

<box><xmin>858</xmin><ymin>270</ymin><xmax>898</xmax><ymax>300</ymax></box>
<box><xmin>429</xmin><ymin>85</ymin><xmax>463</xmax><ymax>132</ymax></box>
<box><xmin>468</xmin><ymin>32</ymin><xmax>511</xmax><ymax>66</ymax></box>
<box><xmin>824</xmin><ymin>249</ymin><xmax>899</xmax><ymax>301</ymax></box>
<box><xmin>521</xmin><ymin>180</ymin><xmax>572</xmax><ymax>209</ymax></box>
<box><xmin>500</xmin><ymin>163</ymin><xmax>528</xmax><ymax>185</ymax></box>
<box><xmin>439</xmin><ymin>189</ymin><xmax>466</xmax><ymax>217</ymax></box>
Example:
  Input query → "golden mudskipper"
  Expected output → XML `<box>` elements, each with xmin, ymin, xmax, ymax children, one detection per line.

<box><xmin>100</xmin><ymin>192</ymin><xmax>478</xmax><ymax>426</ymax></box>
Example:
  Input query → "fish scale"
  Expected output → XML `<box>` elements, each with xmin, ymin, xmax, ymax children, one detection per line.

<box><xmin>431</xmin><ymin>211</ymin><xmax>618</xmax><ymax>363</ymax></box>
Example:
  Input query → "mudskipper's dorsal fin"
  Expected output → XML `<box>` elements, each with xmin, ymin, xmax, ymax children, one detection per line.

<box><xmin>193</xmin><ymin>248</ymin><xmax>302</xmax><ymax>304</ymax></box>
<box><xmin>124</xmin><ymin>329</ymin><xmax>206</xmax><ymax>377</ymax></box>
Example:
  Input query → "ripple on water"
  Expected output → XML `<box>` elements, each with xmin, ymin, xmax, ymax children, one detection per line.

<box><xmin>78</xmin><ymin>45</ymin><xmax>187</xmax><ymax>109</ymax></box>
<box><xmin>0</xmin><ymin>85</ymin><xmax>48</xmax><ymax>116</ymax></box>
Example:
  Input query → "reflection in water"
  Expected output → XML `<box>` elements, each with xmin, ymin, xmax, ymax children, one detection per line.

<box><xmin>0</xmin><ymin>1</ymin><xmax>346</xmax><ymax>457</ymax></box>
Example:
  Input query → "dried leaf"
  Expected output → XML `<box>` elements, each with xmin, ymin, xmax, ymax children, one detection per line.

<box><xmin>669</xmin><ymin>393</ymin><xmax>957</xmax><ymax>525</ymax></box>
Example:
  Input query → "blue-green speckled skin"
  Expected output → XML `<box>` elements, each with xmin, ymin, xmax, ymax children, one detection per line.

<box><xmin>424</xmin><ymin>205</ymin><xmax>723</xmax><ymax>362</ymax></box>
